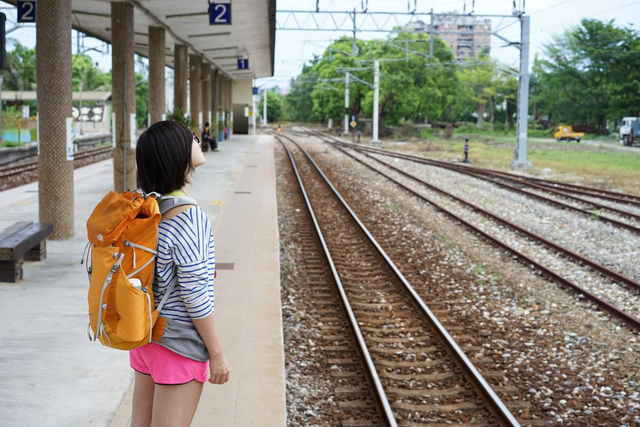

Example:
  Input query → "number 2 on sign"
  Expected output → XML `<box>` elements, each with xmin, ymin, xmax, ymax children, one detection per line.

<box><xmin>18</xmin><ymin>0</ymin><xmax>36</xmax><ymax>23</ymax></box>
<box><xmin>209</xmin><ymin>3</ymin><xmax>231</xmax><ymax>25</ymax></box>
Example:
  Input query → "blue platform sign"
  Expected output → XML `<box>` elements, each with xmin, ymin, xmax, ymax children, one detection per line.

<box><xmin>238</xmin><ymin>59</ymin><xmax>249</xmax><ymax>70</ymax></box>
<box><xmin>17</xmin><ymin>0</ymin><xmax>36</xmax><ymax>23</ymax></box>
<box><xmin>209</xmin><ymin>3</ymin><xmax>231</xmax><ymax>25</ymax></box>
<box><xmin>252</xmin><ymin>87</ymin><xmax>258</xmax><ymax>95</ymax></box>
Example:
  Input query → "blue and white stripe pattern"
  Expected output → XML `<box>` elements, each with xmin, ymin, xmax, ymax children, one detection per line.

<box><xmin>155</xmin><ymin>206</ymin><xmax>215</xmax><ymax>324</ymax></box>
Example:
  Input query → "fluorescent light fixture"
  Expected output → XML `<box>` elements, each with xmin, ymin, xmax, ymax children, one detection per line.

<box><xmin>188</xmin><ymin>32</ymin><xmax>231</xmax><ymax>38</ymax></box>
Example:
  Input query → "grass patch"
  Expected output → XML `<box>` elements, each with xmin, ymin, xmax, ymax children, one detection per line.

<box><xmin>281</xmin><ymin>259</ymin><xmax>293</xmax><ymax>272</ymax></box>
<box><xmin>472</xmin><ymin>265</ymin><xmax>486</xmax><ymax>276</ymax></box>
<box><xmin>393</xmin><ymin>134</ymin><xmax>640</xmax><ymax>195</ymax></box>
<box><xmin>1</xmin><ymin>141</ymin><xmax>26</xmax><ymax>148</ymax></box>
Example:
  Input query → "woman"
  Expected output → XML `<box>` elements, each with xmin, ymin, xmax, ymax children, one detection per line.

<box><xmin>132</xmin><ymin>120</ymin><xmax>229</xmax><ymax>427</ymax></box>
<box><xmin>202</xmin><ymin>121</ymin><xmax>217</xmax><ymax>151</ymax></box>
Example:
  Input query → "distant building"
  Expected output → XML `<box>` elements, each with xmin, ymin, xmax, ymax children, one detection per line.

<box><xmin>404</xmin><ymin>13</ymin><xmax>492</xmax><ymax>59</ymax></box>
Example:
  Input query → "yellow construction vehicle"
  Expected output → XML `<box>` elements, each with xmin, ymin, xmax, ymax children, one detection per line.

<box><xmin>554</xmin><ymin>125</ymin><xmax>584</xmax><ymax>143</ymax></box>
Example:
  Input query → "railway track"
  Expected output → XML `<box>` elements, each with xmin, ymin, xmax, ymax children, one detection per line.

<box><xmin>0</xmin><ymin>146</ymin><xmax>113</xmax><ymax>192</ymax></box>
<box><xmin>308</xmin><ymin>131</ymin><xmax>640</xmax><ymax>236</ymax></box>
<box><xmin>276</xmin><ymin>133</ymin><xmax>521</xmax><ymax>426</ymax></box>
<box><xmin>296</xmin><ymin>130</ymin><xmax>640</xmax><ymax>332</ymax></box>
<box><xmin>0</xmin><ymin>146</ymin><xmax>113</xmax><ymax>180</ymax></box>
<box><xmin>495</xmin><ymin>171</ymin><xmax>640</xmax><ymax>208</ymax></box>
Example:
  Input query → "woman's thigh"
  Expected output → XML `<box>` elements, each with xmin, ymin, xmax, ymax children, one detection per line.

<box><xmin>151</xmin><ymin>380</ymin><xmax>204</xmax><ymax>427</ymax></box>
<box><xmin>131</xmin><ymin>372</ymin><xmax>155</xmax><ymax>427</ymax></box>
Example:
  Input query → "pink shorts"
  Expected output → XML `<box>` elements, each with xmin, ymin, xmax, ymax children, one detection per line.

<box><xmin>130</xmin><ymin>342</ymin><xmax>209</xmax><ymax>385</ymax></box>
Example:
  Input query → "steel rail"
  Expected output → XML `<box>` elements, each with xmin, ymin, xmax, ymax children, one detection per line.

<box><xmin>327</xmin><ymin>141</ymin><xmax>640</xmax><ymax>293</ymax></box>
<box><xmin>276</xmin><ymin>135</ymin><xmax>397</xmax><ymax>427</ymax></box>
<box><xmin>501</xmin><ymin>173</ymin><xmax>640</xmax><ymax>207</ymax></box>
<box><xmin>307</xmin><ymin>128</ymin><xmax>640</xmax><ymax>207</ymax></box>
<box><xmin>0</xmin><ymin>147</ymin><xmax>113</xmax><ymax>180</ymax></box>
<box><xmin>314</xmin><ymin>135</ymin><xmax>640</xmax><ymax>237</ymax></box>
<box><xmin>417</xmin><ymin>157</ymin><xmax>640</xmax><ymax>208</ymax></box>
<box><xmin>297</xmin><ymin>131</ymin><xmax>640</xmax><ymax>332</ymax></box>
<box><xmin>276</xmin><ymin>132</ymin><xmax>521</xmax><ymax>427</ymax></box>
<box><xmin>449</xmin><ymin>166</ymin><xmax>640</xmax><ymax>223</ymax></box>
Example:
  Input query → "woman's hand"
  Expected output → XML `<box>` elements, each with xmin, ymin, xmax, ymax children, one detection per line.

<box><xmin>209</xmin><ymin>352</ymin><xmax>230</xmax><ymax>385</ymax></box>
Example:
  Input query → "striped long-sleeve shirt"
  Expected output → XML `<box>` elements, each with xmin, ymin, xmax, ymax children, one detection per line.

<box><xmin>155</xmin><ymin>206</ymin><xmax>215</xmax><ymax>324</ymax></box>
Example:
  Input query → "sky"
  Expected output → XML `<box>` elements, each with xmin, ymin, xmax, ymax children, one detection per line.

<box><xmin>2</xmin><ymin>0</ymin><xmax>640</xmax><ymax>89</ymax></box>
<box><xmin>261</xmin><ymin>0</ymin><xmax>640</xmax><ymax>87</ymax></box>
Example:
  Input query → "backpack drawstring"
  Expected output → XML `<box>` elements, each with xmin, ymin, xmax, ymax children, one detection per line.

<box><xmin>125</xmin><ymin>240</ymin><xmax>158</xmax><ymax>278</ymax></box>
<box><xmin>80</xmin><ymin>242</ymin><xmax>92</xmax><ymax>278</ymax></box>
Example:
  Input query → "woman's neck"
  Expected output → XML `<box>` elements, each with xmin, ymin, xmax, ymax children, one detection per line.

<box><xmin>178</xmin><ymin>183</ymin><xmax>191</xmax><ymax>197</ymax></box>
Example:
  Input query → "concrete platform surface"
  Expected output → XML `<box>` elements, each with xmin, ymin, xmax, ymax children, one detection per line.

<box><xmin>0</xmin><ymin>135</ymin><xmax>286</xmax><ymax>427</ymax></box>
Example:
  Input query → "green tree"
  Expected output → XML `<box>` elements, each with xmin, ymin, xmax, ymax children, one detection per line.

<box><xmin>287</xmin><ymin>33</ymin><xmax>462</xmax><ymax>127</ymax></box>
<box><xmin>456</xmin><ymin>56</ymin><xmax>498</xmax><ymax>129</ymax></box>
<box><xmin>134</xmin><ymin>56</ymin><xmax>148</xmax><ymax>128</ymax></box>
<box><xmin>135</xmin><ymin>73</ymin><xmax>148</xmax><ymax>128</ymax></box>
<box><xmin>72</xmin><ymin>54</ymin><xmax>111</xmax><ymax>91</ymax></box>
<box><xmin>258</xmin><ymin>90</ymin><xmax>283</xmax><ymax>123</ymax></box>
<box><xmin>535</xmin><ymin>19</ymin><xmax>640</xmax><ymax>131</ymax></box>
<box><xmin>284</xmin><ymin>64</ymin><xmax>319</xmax><ymax>122</ymax></box>
<box><xmin>4</xmin><ymin>42</ymin><xmax>37</xmax><ymax>92</ymax></box>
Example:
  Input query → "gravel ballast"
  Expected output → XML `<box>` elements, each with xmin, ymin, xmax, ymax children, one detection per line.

<box><xmin>277</xmin><ymin>134</ymin><xmax>640</xmax><ymax>426</ymax></box>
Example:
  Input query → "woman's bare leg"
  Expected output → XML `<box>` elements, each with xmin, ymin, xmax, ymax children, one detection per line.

<box><xmin>151</xmin><ymin>380</ymin><xmax>204</xmax><ymax>427</ymax></box>
<box><xmin>130</xmin><ymin>372</ymin><xmax>155</xmax><ymax>427</ymax></box>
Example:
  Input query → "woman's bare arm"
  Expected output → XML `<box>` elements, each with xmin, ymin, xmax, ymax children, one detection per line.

<box><xmin>192</xmin><ymin>314</ymin><xmax>229</xmax><ymax>384</ymax></box>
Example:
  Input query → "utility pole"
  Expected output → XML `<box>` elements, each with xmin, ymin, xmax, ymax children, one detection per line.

<box><xmin>262</xmin><ymin>88</ymin><xmax>267</xmax><ymax>126</ymax></box>
<box><xmin>351</xmin><ymin>9</ymin><xmax>357</xmax><ymax>56</ymax></box>
<box><xmin>429</xmin><ymin>8</ymin><xmax>434</xmax><ymax>58</ymax></box>
<box><xmin>511</xmin><ymin>15</ymin><xmax>532</xmax><ymax>168</ymax></box>
<box><xmin>372</xmin><ymin>60</ymin><xmax>380</xmax><ymax>143</ymax></box>
<box><xmin>344</xmin><ymin>73</ymin><xmax>350</xmax><ymax>135</ymax></box>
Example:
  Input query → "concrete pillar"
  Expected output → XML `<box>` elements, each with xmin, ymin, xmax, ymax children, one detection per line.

<box><xmin>226</xmin><ymin>77</ymin><xmax>232</xmax><ymax>112</ymax></box>
<box><xmin>228</xmin><ymin>77</ymin><xmax>233</xmax><ymax>137</ymax></box>
<box><xmin>222</xmin><ymin>76</ymin><xmax>228</xmax><ymax>138</ymax></box>
<box><xmin>218</xmin><ymin>75</ymin><xmax>224</xmax><ymax>111</ymax></box>
<box><xmin>212</xmin><ymin>69</ymin><xmax>219</xmax><ymax>140</ymax></box>
<box><xmin>111</xmin><ymin>2</ymin><xmax>136</xmax><ymax>192</ymax></box>
<box><xmin>148</xmin><ymin>27</ymin><xmax>165</xmax><ymax>125</ymax></box>
<box><xmin>36</xmin><ymin>0</ymin><xmax>74</xmax><ymax>239</ymax></box>
<box><xmin>201</xmin><ymin>63</ymin><xmax>211</xmax><ymax>128</ymax></box>
<box><xmin>174</xmin><ymin>44</ymin><xmax>188</xmax><ymax>114</ymax></box>
<box><xmin>189</xmin><ymin>54</ymin><xmax>202</xmax><ymax>132</ymax></box>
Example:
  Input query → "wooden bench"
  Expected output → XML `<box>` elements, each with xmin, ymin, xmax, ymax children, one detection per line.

<box><xmin>0</xmin><ymin>222</ymin><xmax>53</xmax><ymax>283</ymax></box>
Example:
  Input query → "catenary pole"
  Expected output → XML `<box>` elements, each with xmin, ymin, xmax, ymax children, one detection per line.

<box><xmin>372</xmin><ymin>60</ymin><xmax>380</xmax><ymax>143</ymax></box>
<box><xmin>429</xmin><ymin>8</ymin><xmax>434</xmax><ymax>58</ymax></box>
<box><xmin>344</xmin><ymin>72</ymin><xmax>350</xmax><ymax>135</ymax></box>
<box><xmin>262</xmin><ymin>88</ymin><xmax>267</xmax><ymax>126</ymax></box>
<box><xmin>511</xmin><ymin>14</ymin><xmax>532</xmax><ymax>168</ymax></box>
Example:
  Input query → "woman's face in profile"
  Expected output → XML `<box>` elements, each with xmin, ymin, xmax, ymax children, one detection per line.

<box><xmin>191</xmin><ymin>135</ymin><xmax>206</xmax><ymax>168</ymax></box>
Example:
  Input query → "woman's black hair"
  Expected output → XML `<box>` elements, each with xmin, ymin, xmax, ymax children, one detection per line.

<box><xmin>136</xmin><ymin>120</ymin><xmax>195</xmax><ymax>194</ymax></box>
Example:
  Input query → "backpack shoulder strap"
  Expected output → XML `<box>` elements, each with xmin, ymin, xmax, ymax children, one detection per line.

<box><xmin>158</xmin><ymin>196</ymin><xmax>199</xmax><ymax>215</ymax></box>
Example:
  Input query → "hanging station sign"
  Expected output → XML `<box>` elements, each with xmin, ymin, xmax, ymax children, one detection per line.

<box><xmin>209</xmin><ymin>2</ymin><xmax>231</xmax><ymax>25</ymax></box>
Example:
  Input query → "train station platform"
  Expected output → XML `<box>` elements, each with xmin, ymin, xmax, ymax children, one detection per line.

<box><xmin>0</xmin><ymin>134</ymin><xmax>286</xmax><ymax>427</ymax></box>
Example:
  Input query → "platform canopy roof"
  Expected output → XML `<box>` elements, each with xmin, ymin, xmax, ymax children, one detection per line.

<box><xmin>4</xmin><ymin>0</ymin><xmax>276</xmax><ymax>80</ymax></box>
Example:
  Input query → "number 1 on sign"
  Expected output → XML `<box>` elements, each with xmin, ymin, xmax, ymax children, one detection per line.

<box><xmin>209</xmin><ymin>3</ymin><xmax>231</xmax><ymax>25</ymax></box>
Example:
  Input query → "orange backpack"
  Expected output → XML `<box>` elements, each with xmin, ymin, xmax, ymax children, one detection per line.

<box><xmin>84</xmin><ymin>191</ymin><xmax>172</xmax><ymax>350</ymax></box>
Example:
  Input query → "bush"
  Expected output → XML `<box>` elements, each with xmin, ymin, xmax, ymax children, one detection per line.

<box><xmin>166</xmin><ymin>107</ymin><xmax>194</xmax><ymax>128</ymax></box>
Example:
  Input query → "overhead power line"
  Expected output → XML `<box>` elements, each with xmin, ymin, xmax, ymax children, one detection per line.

<box><xmin>537</xmin><ymin>0</ymin><xmax>640</xmax><ymax>33</ymax></box>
